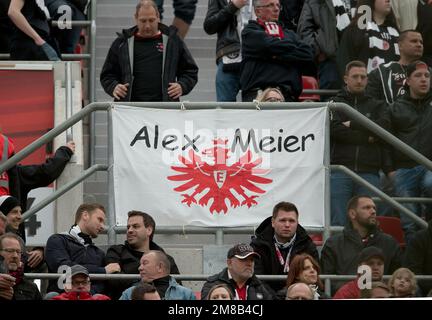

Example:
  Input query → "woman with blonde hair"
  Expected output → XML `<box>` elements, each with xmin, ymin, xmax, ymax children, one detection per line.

<box><xmin>256</xmin><ymin>87</ymin><xmax>285</xmax><ymax>103</ymax></box>
<box><xmin>388</xmin><ymin>267</ymin><xmax>417</xmax><ymax>298</ymax></box>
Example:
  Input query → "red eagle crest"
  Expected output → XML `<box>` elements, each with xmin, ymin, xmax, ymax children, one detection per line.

<box><xmin>167</xmin><ymin>139</ymin><xmax>272</xmax><ymax>214</ymax></box>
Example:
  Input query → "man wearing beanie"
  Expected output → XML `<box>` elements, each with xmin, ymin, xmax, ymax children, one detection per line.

<box><xmin>382</xmin><ymin>60</ymin><xmax>432</xmax><ymax>244</ymax></box>
<box><xmin>0</xmin><ymin>196</ymin><xmax>21</xmax><ymax>236</ymax></box>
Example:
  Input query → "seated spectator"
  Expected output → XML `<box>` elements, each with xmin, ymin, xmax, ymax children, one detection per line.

<box><xmin>201</xmin><ymin>243</ymin><xmax>274</xmax><ymax>300</ymax></box>
<box><xmin>45</xmin><ymin>203</ymin><xmax>121</xmax><ymax>293</ymax></box>
<box><xmin>49</xmin><ymin>264</ymin><xmax>110</xmax><ymax>300</ymax></box>
<box><xmin>388</xmin><ymin>267</ymin><xmax>417</xmax><ymax>298</ymax></box>
<box><xmin>251</xmin><ymin>201</ymin><xmax>318</xmax><ymax>292</ymax></box>
<box><xmin>120</xmin><ymin>250</ymin><xmax>195</xmax><ymax>300</ymax></box>
<box><xmin>256</xmin><ymin>87</ymin><xmax>285</xmax><ymax>103</ymax></box>
<box><xmin>106</xmin><ymin>210</ymin><xmax>180</xmax><ymax>299</ymax></box>
<box><xmin>131</xmin><ymin>283</ymin><xmax>161</xmax><ymax>300</ymax></box>
<box><xmin>45</xmin><ymin>0</ymin><xmax>88</xmax><ymax>53</ymax></box>
<box><xmin>0</xmin><ymin>232</ymin><xmax>41</xmax><ymax>300</ymax></box>
<box><xmin>285</xmin><ymin>282</ymin><xmax>314</xmax><ymax>300</ymax></box>
<box><xmin>278</xmin><ymin>253</ymin><xmax>325</xmax><ymax>300</ymax></box>
<box><xmin>204</xmin><ymin>283</ymin><xmax>234</xmax><ymax>300</ymax></box>
<box><xmin>333</xmin><ymin>246</ymin><xmax>385</xmax><ymax>299</ymax></box>
<box><xmin>240</xmin><ymin>0</ymin><xmax>314</xmax><ymax>101</ymax></box>
<box><xmin>361</xmin><ymin>281</ymin><xmax>390</xmax><ymax>298</ymax></box>
<box><xmin>403</xmin><ymin>219</ymin><xmax>432</xmax><ymax>296</ymax></box>
<box><xmin>321</xmin><ymin>195</ymin><xmax>401</xmax><ymax>294</ymax></box>
<box><xmin>7</xmin><ymin>0</ymin><xmax>60</xmax><ymax>60</ymax></box>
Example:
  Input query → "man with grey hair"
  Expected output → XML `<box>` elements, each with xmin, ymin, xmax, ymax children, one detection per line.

<box><xmin>286</xmin><ymin>282</ymin><xmax>314</xmax><ymax>300</ymax></box>
<box><xmin>119</xmin><ymin>250</ymin><xmax>195</xmax><ymax>300</ymax></box>
<box><xmin>240</xmin><ymin>0</ymin><xmax>313</xmax><ymax>101</ymax></box>
<box><xmin>100</xmin><ymin>0</ymin><xmax>198</xmax><ymax>102</ymax></box>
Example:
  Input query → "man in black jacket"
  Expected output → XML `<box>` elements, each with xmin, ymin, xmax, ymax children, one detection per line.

<box><xmin>321</xmin><ymin>195</ymin><xmax>402</xmax><ymax>294</ymax></box>
<box><xmin>105</xmin><ymin>210</ymin><xmax>180</xmax><ymax>299</ymax></box>
<box><xmin>201</xmin><ymin>243</ymin><xmax>274</xmax><ymax>300</ymax></box>
<box><xmin>330</xmin><ymin>60</ymin><xmax>389</xmax><ymax>226</ymax></box>
<box><xmin>382</xmin><ymin>60</ymin><xmax>432</xmax><ymax>244</ymax></box>
<box><xmin>204</xmin><ymin>0</ymin><xmax>254</xmax><ymax>102</ymax></box>
<box><xmin>250</xmin><ymin>201</ymin><xmax>318</xmax><ymax>292</ymax></box>
<box><xmin>240</xmin><ymin>0</ymin><xmax>313</xmax><ymax>101</ymax></box>
<box><xmin>100</xmin><ymin>0</ymin><xmax>198</xmax><ymax>102</ymax></box>
<box><xmin>45</xmin><ymin>203</ymin><xmax>121</xmax><ymax>293</ymax></box>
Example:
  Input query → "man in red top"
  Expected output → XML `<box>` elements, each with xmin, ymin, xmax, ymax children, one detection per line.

<box><xmin>0</xmin><ymin>133</ymin><xmax>20</xmax><ymax>199</ymax></box>
<box><xmin>49</xmin><ymin>265</ymin><xmax>110</xmax><ymax>300</ymax></box>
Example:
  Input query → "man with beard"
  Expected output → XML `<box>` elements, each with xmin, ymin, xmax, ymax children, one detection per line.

<box><xmin>105</xmin><ymin>210</ymin><xmax>180</xmax><ymax>299</ymax></box>
<box><xmin>321</xmin><ymin>195</ymin><xmax>401</xmax><ymax>294</ymax></box>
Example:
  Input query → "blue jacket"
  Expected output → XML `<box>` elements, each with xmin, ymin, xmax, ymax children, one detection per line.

<box><xmin>119</xmin><ymin>276</ymin><xmax>196</xmax><ymax>300</ymax></box>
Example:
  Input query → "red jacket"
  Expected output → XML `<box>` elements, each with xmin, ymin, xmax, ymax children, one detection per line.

<box><xmin>333</xmin><ymin>279</ymin><xmax>360</xmax><ymax>299</ymax></box>
<box><xmin>0</xmin><ymin>134</ymin><xmax>15</xmax><ymax>195</ymax></box>
<box><xmin>51</xmin><ymin>291</ymin><xmax>111</xmax><ymax>300</ymax></box>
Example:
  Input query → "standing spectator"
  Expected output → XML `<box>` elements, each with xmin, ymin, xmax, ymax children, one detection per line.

<box><xmin>240</xmin><ymin>0</ymin><xmax>314</xmax><ymax>101</ymax></box>
<box><xmin>100</xmin><ymin>0</ymin><xmax>198</xmax><ymax>102</ymax></box>
<box><xmin>154</xmin><ymin>0</ymin><xmax>197</xmax><ymax>39</ymax></box>
<box><xmin>45</xmin><ymin>0</ymin><xmax>89</xmax><ymax>53</ymax></box>
<box><xmin>251</xmin><ymin>201</ymin><xmax>318</xmax><ymax>293</ymax></box>
<box><xmin>203</xmin><ymin>0</ymin><xmax>255</xmax><ymax>102</ymax></box>
<box><xmin>0</xmin><ymin>0</ymin><xmax>13</xmax><ymax>54</ymax></box>
<box><xmin>388</xmin><ymin>267</ymin><xmax>417</xmax><ymax>298</ymax></box>
<box><xmin>0</xmin><ymin>233</ymin><xmax>41</xmax><ymax>300</ymax></box>
<box><xmin>105</xmin><ymin>210</ymin><xmax>180</xmax><ymax>299</ymax></box>
<box><xmin>333</xmin><ymin>246</ymin><xmax>385</xmax><ymax>299</ymax></box>
<box><xmin>298</xmin><ymin>0</ymin><xmax>358</xmax><ymax>92</ymax></box>
<box><xmin>279</xmin><ymin>0</ymin><xmax>305</xmax><ymax>31</ymax></box>
<box><xmin>382</xmin><ymin>61</ymin><xmax>432</xmax><ymax>243</ymax></box>
<box><xmin>7</xmin><ymin>0</ymin><xmax>60</xmax><ymax>60</ymax></box>
<box><xmin>337</xmin><ymin>0</ymin><xmax>399</xmax><ymax>74</ymax></box>
<box><xmin>0</xmin><ymin>133</ymin><xmax>20</xmax><ymax>200</ymax></box>
<box><xmin>321</xmin><ymin>195</ymin><xmax>401</xmax><ymax>293</ymax></box>
<box><xmin>280</xmin><ymin>253</ymin><xmax>325</xmax><ymax>299</ymax></box>
<box><xmin>49</xmin><ymin>265</ymin><xmax>111</xmax><ymax>300</ymax></box>
<box><xmin>131</xmin><ymin>283</ymin><xmax>161</xmax><ymax>300</ymax></box>
<box><xmin>45</xmin><ymin>203</ymin><xmax>121</xmax><ymax>293</ymax></box>
<box><xmin>391</xmin><ymin>0</ymin><xmax>418</xmax><ymax>31</ymax></box>
<box><xmin>120</xmin><ymin>250</ymin><xmax>195</xmax><ymax>300</ymax></box>
<box><xmin>404</xmin><ymin>219</ymin><xmax>432</xmax><ymax>296</ymax></box>
<box><xmin>367</xmin><ymin>30</ymin><xmax>424</xmax><ymax>105</ymax></box>
<box><xmin>201</xmin><ymin>243</ymin><xmax>274</xmax><ymax>300</ymax></box>
<box><xmin>417</xmin><ymin>0</ymin><xmax>432</xmax><ymax>67</ymax></box>
<box><xmin>330</xmin><ymin>60</ymin><xmax>389</xmax><ymax>226</ymax></box>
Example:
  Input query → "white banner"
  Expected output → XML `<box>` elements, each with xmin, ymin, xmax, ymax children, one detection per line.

<box><xmin>112</xmin><ymin>106</ymin><xmax>327</xmax><ymax>228</ymax></box>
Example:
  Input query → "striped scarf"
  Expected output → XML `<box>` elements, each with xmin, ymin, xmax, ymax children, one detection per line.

<box><xmin>333</xmin><ymin>0</ymin><xmax>356</xmax><ymax>32</ymax></box>
<box><xmin>365</xmin><ymin>21</ymin><xmax>400</xmax><ymax>72</ymax></box>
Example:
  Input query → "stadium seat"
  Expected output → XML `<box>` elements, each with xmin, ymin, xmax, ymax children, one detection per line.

<box><xmin>376</xmin><ymin>216</ymin><xmax>406</xmax><ymax>248</ymax></box>
<box><xmin>299</xmin><ymin>76</ymin><xmax>320</xmax><ymax>102</ymax></box>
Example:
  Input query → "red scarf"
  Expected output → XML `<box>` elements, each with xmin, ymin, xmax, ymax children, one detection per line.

<box><xmin>9</xmin><ymin>266</ymin><xmax>24</xmax><ymax>285</ymax></box>
<box><xmin>256</xmin><ymin>19</ymin><xmax>284</xmax><ymax>39</ymax></box>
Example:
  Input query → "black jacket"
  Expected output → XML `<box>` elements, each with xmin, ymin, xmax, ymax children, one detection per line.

<box><xmin>297</xmin><ymin>0</ymin><xmax>339</xmax><ymax>58</ymax></box>
<box><xmin>201</xmin><ymin>267</ymin><xmax>274</xmax><ymax>300</ymax></box>
<box><xmin>240</xmin><ymin>20</ymin><xmax>314</xmax><ymax>99</ymax></box>
<box><xmin>321</xmin><ymin>223</ymin><xmax>402</xmax><ymax>292</ymax></box>
<box><xmin>203</xmin><ymin>0</ymin><xmax>241</xmax><ymax>62</ymax></box>
<box><xmin>250</xmin><ymin>216</ymin><xmax>319</xmax><ymax>292</ymax></box>
<box><xmin>105</xmin><ymin>241</ymin><xmax>180</xmax><ymax>299</ymax></box>
<box><xmin>383</xmin><ymin>91</ymin><xmax>432</xmax><ymax>170</ymax></box>
<box><xmin>45</xmin><ymin>233</ymin><xmax>107</xmax><ymax>293</ymax></box>
<box><xmin>280</xmin><ymin>0</ymin><xmax>305</xmax><ymax>31</ymax></box>
<box><xmin>17</xmin><ymin>146</ymin><xmax>73</xmax><ymax>243</ymax></box>
<box><xmin>330</xmin><ymin>88</ymin><xmax>391</xmax><ymax>173</ymax></box>
<box><xmin>404</xmin><ymin>220</ymin><xmax>432</xmax><ymax>296</ymax></box>
<box><xmin>13</xmin><ymin>279</ymin><xmax>42</xmax><ymax>300</ymax></box>
<box><xmin>100</xmin><ymin>23</ymin><xmax>198</xmax><ymax>102</ymax></box>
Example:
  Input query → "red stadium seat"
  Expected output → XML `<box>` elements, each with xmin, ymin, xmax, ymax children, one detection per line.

<box><xmin>376</xmin><ymin>216</ymin><xmax>406</xmax><ymax>248</ymax></box>
<box><xmin>299</xmin><ymin>76</ymin><xmax>320</xmax><ymax>102</ymax></box>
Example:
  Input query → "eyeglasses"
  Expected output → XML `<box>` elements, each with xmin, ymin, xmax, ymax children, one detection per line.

<box><xmin>264</xmin><ymin>97</ymin><xmax>283</xmax><ymax>102</ymax></box>
<box><xmin>257</xmin><ymin>3</ymin><xmax>281</xmax><ymax>9</ymax></box>
<box><xmin>72</xmin><ymin>280</ymin><xmax>91</xmax><ymax>286</ymax></box>
<box><xmin>0</xmin><ymin>248</ymin><xmax>22</xmax><ymax>255</ymax></box>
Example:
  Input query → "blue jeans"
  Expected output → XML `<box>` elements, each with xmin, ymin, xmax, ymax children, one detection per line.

<box><xmin>216</xmin><ymin>62</ymin><xmax>240</xmax><ymax>102</ymax></box>
<box><xmin>318</xmin><ymin>58</ymin><xmax>341</xmax><ymax>101</ymax></box>
<box><xmin>331</xmin><ymin>171</ymin><xmax>380</xmax><ymax>226</ymax></box>
<box><xmin>395</xmin><ymin>166</ymin><xmax>432</xmax><ymax>244</ymax></box>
